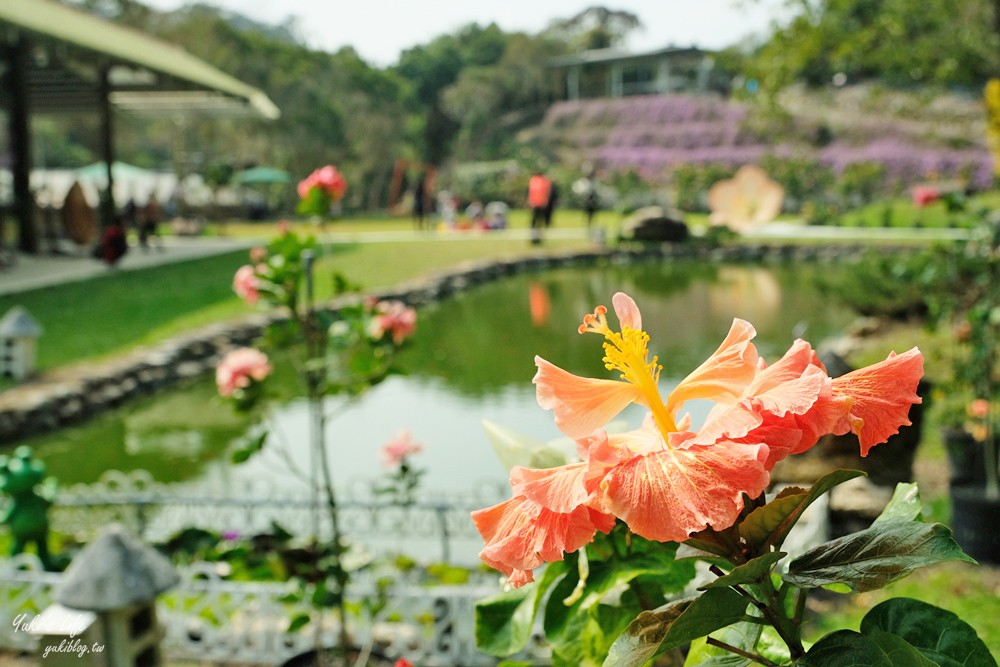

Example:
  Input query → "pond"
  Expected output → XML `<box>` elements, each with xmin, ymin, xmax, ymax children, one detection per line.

<box><xmin>23</xmin><ymin>258</ymin><xmax>858</xmax><ymax>504</ymax></box>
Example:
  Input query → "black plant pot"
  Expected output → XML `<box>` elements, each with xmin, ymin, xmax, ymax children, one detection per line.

<box><xmin>950</xmin><ymin>485</ymin><xmax>1000</xmax><ymax>565</ymax></box>
<box><xmin>943</xmin><ymin>428</ymin><xmax>987</xmax><ymax>488</ymax></box>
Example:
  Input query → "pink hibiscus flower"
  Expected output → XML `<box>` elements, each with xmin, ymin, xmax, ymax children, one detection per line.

<box><xmin>380</xmin><ymin>430</ymin><xmax>424</xmax><ymax>468</ymax></box>
<box><xmin>370</xmin><ymin>300</ymin><xmax>417</xmax><ymax>345</ymax></box>
<box><xmin>473</xmin><ymin>292</ymin><xmax>923</xmax><ymax>586</ymax></box>
<box><xmin>232</xmin><ymin>265</ymin><xmax>260</xmax><ymax>305</ymax></box>
<box><xmin>216</xmin><ymin>347</ymin><xmax>271</xmax><ymax>397</ymax></box>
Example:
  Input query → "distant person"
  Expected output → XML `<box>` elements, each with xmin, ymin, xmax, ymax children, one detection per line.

<box><xmin>412</xmin><ymin>173</ymin><xmax>428</xmax><ymax>230</ymax></box>
<box><xmin>437</xmin><ymin>190</ymin><xmax>457</xmax><ymax>228</ymax></box>
<box><xmin>465</xmin><ymin>200</ymin><xmax>486</xmax><ymax>228</ymax></box>
<box><xmin>138</xmin><ymin>194</ymin><xmax>163</xmax><ymax>250</ymax></box>
<box><xmin>94</xmin><ymin>216</ymin><xmax>128</xmax><ymax>267</ymax></box>
<box><xmin>544</xmin><ymin>180</ymin><xmax>559</xmax><ymax>228</ymax></box>
<box><xmin>486</xmin><ymin>201</ymin><xmax>508</xmax><ymax>230</ymax></box>
<box><xmin>527</xmin><ymin>170</ymin><xmax>553</xmax><ymax>243</ymax></box>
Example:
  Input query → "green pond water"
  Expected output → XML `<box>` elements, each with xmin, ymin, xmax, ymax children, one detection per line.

<box><xmin>20</xmin><ymin>259</ymin><xmax>858</xmax><ymax>499</ymax></box>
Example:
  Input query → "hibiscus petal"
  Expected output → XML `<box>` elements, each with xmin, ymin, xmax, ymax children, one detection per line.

<box><xmin>472</xmin><ymin>496</ymin><xmax>610</xmax><ymax>586</ymax></box>
<box><xmin>534</xmin><ymin>356</ymin><xmax>643</xmax><ymax>439</ymax></box>
<box><xmin>693</xmin><ymin>401</ymin><xmax>764</xmax><ymax>445</ymax></box>
<box><xmin>667</xmin><ymin>319</ymin><xmax>759</xmax><ymax>413</ymax></box>
<box><xmin>753</xmin><ymin>363</ymin><xmax>829</xmax><ymax>417</ymax></box>
<box><xmin>612</xmin><ymin>292</ymin><xmax>642</xmax><ymax>330</ymax></box>
<box><xmin>600</xmin><ymin>441</ymin><xmax>771</xmax><ymax>542</ymax></box>
<box><xmin>830</xmin><ymin>347</ymin><xmax>923</xmax><ymax>455</ymax></box>
<box><xmin>510</xmin><ymin>463</ymin><xmax>590</xmax><ymax>513</ymax></box>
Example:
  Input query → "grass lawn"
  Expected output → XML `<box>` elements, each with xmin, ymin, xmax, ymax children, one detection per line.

<box><xmin>0</xmin><ymin>233</ymin><xmax>593</xmax><ymax>371</ymax></box>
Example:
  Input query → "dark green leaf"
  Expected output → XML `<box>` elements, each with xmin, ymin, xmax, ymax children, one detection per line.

<box><xmin>784</xmin><ymin>522</ymin><xmax>975</xmax><ymax>592</ymax></box>
<box><xmin>287</xmin><ymin>613</ymin><xmax>310</xmax><ymax>633</ymax></box>
<box><xmin>861</xmin><ymin>598</ymin><xmax>998</xmax><ymax>667</ymax></box>
<box><xmin>699</xmin><ymin>552</ymin><xmax>786</xmax><ymax>590</ymax></box>
<box><xmin>866</xmin><ymin>630</ymin><xmax>938</xmax><ymax>666</ymax></box>
<box><xmin>604</xmin><ymin>588</ymin><xmax>748</xmax><ymax>667</ymax></box>
<box><xmin>799</xmin><ymin>630</ymin><xmax>892</xmax><ymax>667</ymax></box>
<box><xmin>870</xmin><ymin>483</ymin><xmax>923</xmax><ymax>528</ymax></box>
<box><xmin>475</xmin><ymin>560</ymin><xmax>568</xmax><ymax>657</ymax></box>
<box><xmin>739</xmin><ymin>470</ymin><xmax>864</xmax><ymax>551</ymax></box>
<box><xmin>475</xmin><ymin>586</ymin><xmax>535</xmax><ymax>657</ymax></box>
<box><xmin>231</xmin><ymin>431</ymin><xmax>268</xmax><ymax>463</ymax></box>
<box><xmin>683</xmin><ymin>529</ymin><xmax>737</xmax><ymax>559</ymax></box>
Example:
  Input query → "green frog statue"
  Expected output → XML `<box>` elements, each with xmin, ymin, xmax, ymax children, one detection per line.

<box><xmin>0</xmin><ymin>446</ymin><xmax>55</xmax><ymax>569</ymax></box>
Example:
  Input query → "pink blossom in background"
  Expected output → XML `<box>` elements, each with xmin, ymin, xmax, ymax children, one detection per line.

<box><xmin>968</xmin><ymin>399</ymin><xmax>991</xmax><ymax>419</ymax></box>
<box><xmin>380</xmin><ymin>430</ymin><xmax>424</xmax><ymax>468</ymax></box>
<box><xmin>276</xmin><ymin>219</ymin><xmax>291</xmax><ymax>235</ymax></box>
<box><xmin>298</xmin><ymin>165</ymin><xmax>347</xmax><ymax>201</ymax></box>
<box><xmin>370</xmin><ymin>300</ymin><xmax>417</xmax><ymax>344</ymax></box>
<box><xmin>394</xmin><ymin>660</ymin><xmax>415</xmax><ymax>667</ymax></box>
<box><xmin>911</xmin><ymin>184</ymin><xmax>941</xmax><ymax>207</ymax></box>
<box><xmin>249</xmin><ymin>246</ymin><xmax>267</xmax><ymax>263</ymax></box>
<box><xmin>313</xmin><ymin>165</ymin><xmax>347</xmax><ymax>199</ymax></box>
<box><xmin>233</xmin><ymin>265</ymin><xmax>260</xmax><ymax>304</ymax></box>
<box><xmin>216</xmin><ymin>347</ymin><xmax>271</xmax><ymax>397</ymax></box>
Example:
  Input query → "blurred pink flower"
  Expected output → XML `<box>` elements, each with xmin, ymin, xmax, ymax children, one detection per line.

<box><xmin>276</xmin><ymin>219</ymin><xmax>291</xmax><ymax>235</ymax></box>
<box><xmin>233</xmin><ymin>265</ymin><xmax>260</xmax><ymax>304</ymax></box>
<box><xmin>370</xmin><ymin>300</ymin><xmax>417</xmax><ymax>344</ymax></box>
<box><xmin>380</xmin><ymin>430</ymin><xmax>424</xmax><ymax>468</ymax></box>
<box><xmin>249</xmin><ymin>246</ymin><xmax>267</xmax><ymax>263</ymax></box>
<box><xmin>298</xmin><ymin>165</ymin><xmax>347</xmax><ymax>201</ymax></box>
<box><xmin>216</xmin><ymin>348</ymin><xmax>271</xmax><ymax>397</ymax></box>
<box><xmin>968</xmin><ymin>399</ymin><xmax>991</xmax><ymax>419</ymax></box>
<box><xmin>912</xmin><ymin>185</ymin><xmax>941</xmax><ymax>207</ymax></box>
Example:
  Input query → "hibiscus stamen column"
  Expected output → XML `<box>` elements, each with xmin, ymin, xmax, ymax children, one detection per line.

<box><xmin>579</xmin><ymin>304</ymin><xmax>678</xmax><ymax>435</ymax></box>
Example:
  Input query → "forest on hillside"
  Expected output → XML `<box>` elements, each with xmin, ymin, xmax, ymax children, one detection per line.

<box><xmin>40</xmin><ymin>0</ymin><xmax>1000</xmax><ymax>212</ymax></box>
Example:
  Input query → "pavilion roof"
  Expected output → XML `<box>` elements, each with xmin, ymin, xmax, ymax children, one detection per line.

<box><xmin>0</xmin><ymin>0</ymin><xmax>279</xmax><ymax>119</ymax></box>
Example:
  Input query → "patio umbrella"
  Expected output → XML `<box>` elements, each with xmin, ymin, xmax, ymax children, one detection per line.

<box><xmin>76</xmin><ymin>161</ymin><xmax>154</xmax><ymax>182</ymax></box>
<box><xmin>232</xmin><ymin>166</ymin><xmax>291</xmax><ymax>185</ymax></box>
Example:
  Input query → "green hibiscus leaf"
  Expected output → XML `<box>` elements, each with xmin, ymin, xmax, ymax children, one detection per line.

<box><xmin>799</xmin><ymin>630</ymin><xmax>892</xmax><ymax>666</ymax></box>
<box><xmin>475</xmin><ymin>586</ymin><xmax>536</xmax><ymax>657</ymax></box>
<box><xmin>860</xmin><ymin>598</ymin><xmax>998</xmax><ymax>667</ymax></box>
<box><xmin>475</xmin><ymin>560</ymin><xmax>568</xmax><ymax>657</ymax></box>
<box><xmin>784</xmin><ymin>522</ymin><xmax>975</xmax><ymax>592</ymax></box>
<box><xmin>866</xmin><ymin>630</ymin><xmax>938</xmax><ymax>666</ymax></box>
<box><xmin>699</xmin><ymin>551</ymin><xmax>786</xmax><ymax>590</ymax></box>
<box><xmin>870</xmin><ymin>483</ymin><xmax>923</xmax><ymax>528</ymax></box>
<box><xmin>603</xmin><ymin>587</ymin><xmax>748</xmax><ymax>667</ymax></box>
<box><xmin>739</xmin><ymin>469</ymin><xmax>865</xmax><ymax>552</ymax></box>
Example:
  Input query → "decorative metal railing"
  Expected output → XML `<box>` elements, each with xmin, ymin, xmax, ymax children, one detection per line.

<box><xmin>48</xmin><ymin>469</ymin><xmax>509</xmax><ymax>564</ymax></box>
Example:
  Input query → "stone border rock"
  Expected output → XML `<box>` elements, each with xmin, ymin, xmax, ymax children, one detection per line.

<box><xmin>0</xmin><ymin>242</ymin><xmax>892</xmax><ymax>444</ymax></box>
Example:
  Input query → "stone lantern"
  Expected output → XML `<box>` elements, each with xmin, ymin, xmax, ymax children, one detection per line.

<box><xmin>35</xmin><ymin>525</ymin><xmax>180</xmax><ymax>667</ymax></box>
<box><xmin>0</xmin><ymin>306</ymin><xmax>42</xmax><ymax>380</ymax></box>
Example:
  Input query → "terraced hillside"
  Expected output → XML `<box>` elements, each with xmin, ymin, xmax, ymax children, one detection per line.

<box><xmin>533</xmin><ymin>84</ymin><xmax>993</xmax><ymax>190</ymax></box>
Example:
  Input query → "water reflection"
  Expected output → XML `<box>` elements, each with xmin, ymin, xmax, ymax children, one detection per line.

<box><xmin>21</xmin><ymin>260</ymin><xmax>855</xmax><ymax>497</ymax></box>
